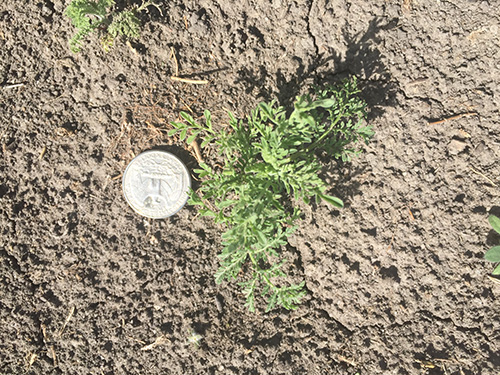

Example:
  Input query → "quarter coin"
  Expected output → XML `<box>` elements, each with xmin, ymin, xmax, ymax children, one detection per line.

<box><xmin>122</xmin><ymin>150</ymin><xmax>191</xmax><ymax>219</ymax></box>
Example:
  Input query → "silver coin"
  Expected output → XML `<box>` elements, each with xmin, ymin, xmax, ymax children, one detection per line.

<box><xmin>122</xmin><ymin>150</ymin><xmax>191</xmax><ymax>219</ymax></box>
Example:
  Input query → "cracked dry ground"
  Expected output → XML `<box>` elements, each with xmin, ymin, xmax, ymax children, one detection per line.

<box><xmin>0</xmin><ymin>0</ymin><xmax>499</xmax><ymax>374</ymax></box>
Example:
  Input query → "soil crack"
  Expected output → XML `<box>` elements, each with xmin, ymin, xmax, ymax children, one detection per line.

<box><xmin>386</xmin><ymin>310</ymin><xmax>492</xmax><ymax>343</ymax></box>
<box><xmin>306</xmin><ymin>0</ymin><xmax>320</xmax><ymax>56</ymax></box>
<box><xmin>417</xmin><ymin>310</ymin><xmax>491</xmax><ymax>341</ymax></box>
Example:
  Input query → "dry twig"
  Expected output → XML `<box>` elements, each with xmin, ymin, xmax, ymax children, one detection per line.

<box><xmin>26</xmin><ymin>353</ymin><xmax>38</xmax><ymax>371</ymax></box>
<box><xmin>487</xmin><ymin>275</ymin><xmax>500</xmax><ymax>285</ymax></box>
<box><xmin>190</xmin><ymin>139</ymin><xmax>203</xmax><ymax>163</ymax></box>
<box><xmin>428</xmin><ymin>112</ymin><xmax>478</xmax><ymax>125</ymax></box>
<box><xmin>57</xmin><ymin>306</ymin><xmax>75</xmax><ymax>337</ymax></box>
<box><xmin>38</xmin><ymin>146</ymin><xmax>47</xmax><ymax>160</ymax></box>
<box><xmin>469</xmin><ymin>167</ymin><xmax>497</xmax><ymax>187</ymax></box>
<box><xmin>170</xmin><ymin>47</ymin><xmax>179</xmax><ymax>77</ymax></box>
<box><xmin>126</xmin><ymin>40</ymin><xmax>138</xmax><ymax>55</ymax></box>
<box><xmin>2</xmin><ymin>83</ymin><xmax>25</xmax><ymax>89</ymax></box>
<box><xmin>171</xmin><ymin>76</ymin><xmax>209</xmax><ymax>85</ymax></box>
<box><xmin>140</xmin><ymin>335</ymin><xmax>170</xmax><ymax>351</ymax></box>
<box><xmin>337</xmin><ymin>354</ymin><xmax>357</xmax><ymax>366</ymax></box>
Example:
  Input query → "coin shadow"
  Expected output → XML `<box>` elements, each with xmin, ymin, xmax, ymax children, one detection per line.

<box><xmin>148</xmin><ymin>144</ymin><xmax>201</xmax><ymax>192</ymax></box>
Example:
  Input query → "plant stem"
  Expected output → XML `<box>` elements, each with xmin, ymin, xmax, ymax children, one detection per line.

<box><xmin>247</xmin><ymin>251</ymin><xmax>277</xmax><ymax>291</ymax></box>
<box><xmin>308</xmin><ymin>110</ymin><xmax>344</xmax><ymax>151</ymax></box>
<box><xmin>137</xmin><ymin>0</ymin><xmax>162</xmax><ymax>14</ymax></box>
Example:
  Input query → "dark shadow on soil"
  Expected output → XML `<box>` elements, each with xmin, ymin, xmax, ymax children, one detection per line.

<box><xmin>488</xmin><ymin>205</ymin><xmax>500</xmax><ymax>218</ymax></box>
<box><xmin>178</xmin><ymin>67</ymin><xmax>231</xmax><ymax>80</ymax></box>
<box><xmin>244</xmin><ymin>330</ymin><xmax>283</xmax><ymax>348</ymax></box>
<box><xmin>237</xmin><ymin>17</ymin><xmax>400</xmax><ymax>122</ymax></box>
<box><xmin>321</xmin><ymin>164</ymin><xmax>368</xmax><ymax>208</ymax></box>
<box><xmin>486</xmin><ymin>206</ymin><xmax>500</xmax><ymax>245</ymax></box>
<box><xmin>482</xmin><ymin>343</ymin><xmax>500</xmax><ymax>367</ymax></box>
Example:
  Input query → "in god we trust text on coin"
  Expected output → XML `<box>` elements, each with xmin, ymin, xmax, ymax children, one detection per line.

<box><xmin>122</xmin><ymin>151</ymin><xmax>191</xmax><ymax>219</ymax></box>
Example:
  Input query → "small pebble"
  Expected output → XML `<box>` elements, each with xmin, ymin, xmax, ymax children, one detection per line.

<box><xmin>215</xmin><ymin>295</ymin><xmax>224</xmax><ymax>313</ymax></box>
<box><xmin>448</xmin><ymin>139</ymin><xmax>467</xmax><ymax>155</ymax></box>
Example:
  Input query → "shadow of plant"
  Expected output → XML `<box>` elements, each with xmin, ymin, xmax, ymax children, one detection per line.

<box><xmin>237</xmin><ymin>17</ymin><xmax>399</xmax><ymax>122</ymax></box>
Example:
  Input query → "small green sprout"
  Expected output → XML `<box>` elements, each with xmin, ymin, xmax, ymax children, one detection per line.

<box><xmin>65</xmin><ymin>0</ymin><xmax>158</xmax><ymax>53</ymax></box>
<box><xmin>187</xmin><ymin>331</ymin><xmax>203</xmax><ymax>346</ymax></box>
<box><xmin>169</xmin><ymin>78</ymin><xmax>372</xmax><ymax>312</ymax></box>
<box><xmin>485</xmin><ymin>215</ymin><xmax>500</xmax><ymax>275</ymax></box>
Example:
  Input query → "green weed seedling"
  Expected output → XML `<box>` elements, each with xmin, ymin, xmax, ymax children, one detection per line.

<box><xmin>187</xmin><ymin>331</ymin><xmax>203</xmax><ymax>347</ymax></box>
<box><xmin>170</xmin><ymin>78</ymin><xmax>373</xmax><ymax>312</ymax></box>
<box><xmin>485</xmin><ymin>215</ymin><xmax>500</xmax><ymax>275</ymax></box>
<box><xmin>65</xmin><ymin>0</ymin><xmax>158</xmax><ymax>53</ymax></box>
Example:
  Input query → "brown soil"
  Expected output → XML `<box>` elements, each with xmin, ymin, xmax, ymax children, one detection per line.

<box><xmin>1</xmin><ymin>1</ymin><xmax>499</xmax><ymax>374</ymax></box>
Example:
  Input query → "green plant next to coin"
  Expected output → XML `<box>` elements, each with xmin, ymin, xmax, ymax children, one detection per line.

<box><xmin>485</xmin><ymin>215</ymin><xmax>500</xmax><ymax>275</ymax></box>
<box><xmin>170</xmin><ymin>78</ymin><xmax>373</xmax><ymax>312</ymax></box>
<box><xmin>65</xmin><ymin>0</ymin><xmax>158</xmax><ymax>53</ymax></box>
